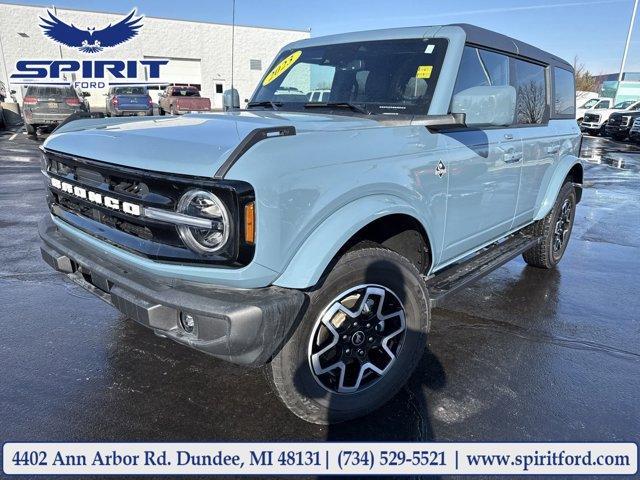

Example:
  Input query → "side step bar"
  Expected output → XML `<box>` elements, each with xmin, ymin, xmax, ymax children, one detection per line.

<box><xmin>425</xmin><ymin>234</ymin><xmax>541</xmax><ymax>308</ymax></box>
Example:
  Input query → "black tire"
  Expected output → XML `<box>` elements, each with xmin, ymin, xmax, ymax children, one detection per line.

<box><xmin>25</xmin><ymin>123</ymin><xmax>36</xmax><ymax>136</ymax></box>
<box><xmin>159</xmin><ymin>107</ymin><xmax>165</xmax><ymax>116</ymax></box>
<box><xmin>522</xmin><ymin>181</ymin><xmax>576</xmax><ymax>269</ymax></box>
<box><xmin>269</xmin><ymin>247</ymin><xmax>430</xmax><ymax>424</ymax></box>
<box><xmin>613</xmin><ymin>134</ymin><xmax>627</xmax><ymax>142</ymax></box>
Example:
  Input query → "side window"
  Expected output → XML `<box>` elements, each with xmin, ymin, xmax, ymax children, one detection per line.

<box><xmin>453</xmin><ymin>46</ymin><xmax>510</xmax><ymax>95</ymax></box>
<box><xmin>552</xmin><ymin>67</ymin><xmax>575</xmax><ymax>116</ymax></box>
<box><xmin>513</xmin><ymin>59</ymin><xmax>547</xmax><ymax>125</ymax></box>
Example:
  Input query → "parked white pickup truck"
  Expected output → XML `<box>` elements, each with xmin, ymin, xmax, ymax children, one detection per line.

<box><xmin>580</xmin><ymin>100</ymin><xmax>640</xmax><ymax>135</ymax></box>
<box><xmin>575</xmin><ymin>97</ymin><xmax>611</xmax><ymax>123</ymax></box>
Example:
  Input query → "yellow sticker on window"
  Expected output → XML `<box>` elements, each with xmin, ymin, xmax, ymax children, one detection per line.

<box><xmin>262</xmin><ymin>50</ymin><xmax>303</xmax><ymax>86</ymax></box>
<box><xmin>416</xmin><ymin>65</ymin><xmax>433</xmax><ymax>79</ymax></box>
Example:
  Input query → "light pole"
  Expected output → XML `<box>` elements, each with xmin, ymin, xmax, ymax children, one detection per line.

<box><xmin>230</xmin><ymin>0</ymin><xmax>235</xmax><ymax>95</ymax></box>
<box><xmin>616</xmin><ymin>0</ymin><xmax>639</xmax><ymax>98</ymax></box>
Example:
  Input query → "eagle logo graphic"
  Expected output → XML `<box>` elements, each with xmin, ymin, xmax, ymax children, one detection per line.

<box><xmin>39</xmin><ymin>9</ymin><xmax>143</xmax><ymax>53</ymax></box>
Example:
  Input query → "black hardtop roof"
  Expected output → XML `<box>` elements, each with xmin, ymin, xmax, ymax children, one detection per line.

<box><xmin>452</xmin><ymin>23</ymin><xmax>573</xmax><ymax>71</ymax></box>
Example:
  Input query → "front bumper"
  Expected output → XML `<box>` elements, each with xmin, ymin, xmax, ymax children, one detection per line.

<box><xmin>605</xmin><ymin>125</ymin><xmax>630</xmax><ymax>137</ymax></box>
<box><xmin>580</xmin><ymin>122</ymin><xmax>604</xmax><ymax>131</ymax></box>
<box><xmin>39</xmin><ymin>216</ymin><xmax>306</xmax><ymax>366</ymax></box>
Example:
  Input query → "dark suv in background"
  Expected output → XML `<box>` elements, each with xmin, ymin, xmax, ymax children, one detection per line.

<box><xmin>605</xmin><ymin>110</ymin><xmax>640</xmax><ymax>141</ymax></box>
<box><xmin>22</xmin><ymin>86</ymin><xmax>89</xmax><ymax>136</ymax></box>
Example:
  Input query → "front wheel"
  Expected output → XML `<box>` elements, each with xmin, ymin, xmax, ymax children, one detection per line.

<box><xmin>25</xmin><ymin>123</ymin><xmax>36</xmax><ymax>136</ymax></box>
<box><xmin>269</xmin><ymin>247</ymin><xmax>430</xmax><ymax>424</ymax></box>
<box><xmin>523</xmin><ymin>181</ymin><xmax>576</xmax><ymax>268</ymax></box>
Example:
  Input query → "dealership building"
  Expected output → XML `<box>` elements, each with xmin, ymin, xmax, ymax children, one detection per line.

<box><xmin>0</xmin><ymin>2</ymin><xmax>310</xmax><ymax>109</ymax></box>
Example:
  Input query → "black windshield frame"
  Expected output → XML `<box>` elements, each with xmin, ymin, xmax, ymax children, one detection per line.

<box><xmin>251</xmin><ymin>38</ymin><xmax>449</xmax><ymax>116</ymax></box>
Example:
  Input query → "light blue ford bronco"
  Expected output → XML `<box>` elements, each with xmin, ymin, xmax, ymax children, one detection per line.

<box><xmin>39</xmin><ymin>24</ymin><xmax>582</xmax><ymax>424</ymax></box>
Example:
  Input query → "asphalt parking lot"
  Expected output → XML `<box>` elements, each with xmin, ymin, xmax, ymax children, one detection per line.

<box><xmin>1</xmin><ymin>127</ymin><xmax>639</xmax><ymax>477</ymax></box>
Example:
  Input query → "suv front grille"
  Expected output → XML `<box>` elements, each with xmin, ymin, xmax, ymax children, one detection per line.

<box><xmin>608</xmin><ymin>115</ymin><xmax>622</xmax><ymax>126</ymax></box>
<box><xmin>43</xmin><ymin>149</ymin><xmax>255</xmax><ymax>266</ymax></box>
<box><xmin>583</xmin><ymin>113</ymin><xmax>600</xmax><ymax>123</ymax></box>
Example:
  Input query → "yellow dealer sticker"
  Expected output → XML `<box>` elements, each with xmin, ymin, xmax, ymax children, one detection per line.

<box><xmin>416</xmin><ymin>65</ymin><xmax>433</xmax><ymax>79</ymax></box>
<box><xmin>262</xmin><ymin>50</ymin><xmax>303</xmax><ymax>86</ymax></box>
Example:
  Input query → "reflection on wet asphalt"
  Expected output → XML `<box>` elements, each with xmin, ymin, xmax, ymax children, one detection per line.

<box><xmin>0</xmin><ymin>129</ymin><xmax>638</xmax><ymax>476</ymax></box>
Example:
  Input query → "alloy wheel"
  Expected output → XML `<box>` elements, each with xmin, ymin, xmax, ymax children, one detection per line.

<box><xmin>553</xmin><ymin>198</ymin><xmax>573</xmax><ymax>255</ymax></box>
<box><xmin>308</xmin><ymin>284</ymin><xmax>406</xmax><ymax>394</ymax></box>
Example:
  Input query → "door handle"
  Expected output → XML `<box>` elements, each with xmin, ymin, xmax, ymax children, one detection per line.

<box><xmin>504</xmin><ymin>152</ymin><xmax>523</xmax><ymax>163</ymax></box>
<box><xmin>503</xmin><ymin>133</ymin><xmax>514</xmax><ymax>140</ymax></box>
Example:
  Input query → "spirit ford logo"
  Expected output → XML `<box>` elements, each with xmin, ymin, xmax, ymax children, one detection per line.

<box><xmin>40</xmin><ymin>9</ymin><xmax>143</xmax><ymax>54</ymax></box>
<box><xmin>11</xmin><ymin>8</ymin><xmax>169</xmax><ymax>88</ymax></box>
<box><xmin>50</xmin><ymin>177</ymin><xmax>142</xmax><ymax>216</ymax></box>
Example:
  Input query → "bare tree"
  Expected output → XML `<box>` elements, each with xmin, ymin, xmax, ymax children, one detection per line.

<box><xmin>517</xmin><ymin>80</ymin><xmax>546</xmax><ymax>124</ymax></box>
<box><xmin>573</xmin><ymin>56</ymin><xmax>600</xmax><ymax>92</ymax></box>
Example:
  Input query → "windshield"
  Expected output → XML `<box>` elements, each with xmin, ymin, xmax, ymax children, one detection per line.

<box><xmin>114</xmin><ymin>87</ymin><xmax>146</xmax><ymax>95</ymax></box>
<box><xmin>581</xmin><ymin>99</ymin><xmax>599</xmax><ymax>108</ymax></box>
<box><xmin>251</xmin><ymin>38</ymin><xmax>448</xmax><ymax>115</ymax></box>
<box><xmin>614</xmin><ymin>101</ymin><xmax>634</xmax><ymax>109</ymax></box>
<box><xmin>172</xmin><ymin>87</ymin><xmax>200</xmax><ymax>97</ymax></box>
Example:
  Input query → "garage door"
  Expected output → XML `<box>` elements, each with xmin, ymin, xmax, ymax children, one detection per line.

<box><xmin>143</xmin><ymin>56</ymin><xmax>203</xmax><ymax>103</ymax></box>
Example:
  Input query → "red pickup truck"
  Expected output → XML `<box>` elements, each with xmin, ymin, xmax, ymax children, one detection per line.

<box><xmin>158</xmin><ymin>86</ymin><xmax>211</xmax><ymax>115</ymax></box>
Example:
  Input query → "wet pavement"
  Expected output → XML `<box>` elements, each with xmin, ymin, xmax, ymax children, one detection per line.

<box><xmin>0</xmin><ymin>129</ymin><xmax>639</xmax><ymax>478</ymax></box>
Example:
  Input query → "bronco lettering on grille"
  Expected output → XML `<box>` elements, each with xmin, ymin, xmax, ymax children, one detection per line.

<box><xmin>50</xmin><ymin>177</ymin><xmax>142</xmax><ymax>216</ymax></box>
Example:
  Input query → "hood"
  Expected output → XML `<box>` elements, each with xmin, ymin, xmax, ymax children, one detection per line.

<box><xmin>43</xmin><ymin>111</ymin><xmax>380</xmax><ymax>178</ymax></box>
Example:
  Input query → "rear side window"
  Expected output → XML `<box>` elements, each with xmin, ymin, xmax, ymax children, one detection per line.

<box><xmin>26</xmin><ymin>86</ymin><xmax>76</xmax><ymax>97</ymax></box>
<box><xmin>453</xmin><ymin>46</ymin><xmax>510</xmax><ymax>94</ymax></box>
<box><xmin>552</xmin><ymin>67</ymin><xmax>575</xmax><ymax>116</ymax></box>
<box><xmin>513</xmin><ymin>59</ymin><xmax>547</xmax><ymax>125</ymax></box>
<box><xmin>113</xmin><ymin>86</ymin><xmax>146</xmax><ymax>95</ymax></box>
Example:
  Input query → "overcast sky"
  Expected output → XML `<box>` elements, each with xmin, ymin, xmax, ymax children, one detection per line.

<box><xmin>1</xmin><ymin>0</ymin><xmax>638</xmax><ymax>74</ymax></box>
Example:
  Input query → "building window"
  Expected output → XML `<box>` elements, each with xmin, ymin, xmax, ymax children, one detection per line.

<box><xmin>250</xmin><ymin>59</ymin><xmax>262</xmax><ymax>71</ymax></box>
<box><xmin>215</xmin><ymin>84</ymin><xmax>223</xmax><ymax>94</ymax></box>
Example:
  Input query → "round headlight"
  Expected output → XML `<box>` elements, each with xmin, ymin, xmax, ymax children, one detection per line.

<box><xmin>177</xmin><ymin>190</ymin><xmax>230</xmax><ymax>254</ymax></box>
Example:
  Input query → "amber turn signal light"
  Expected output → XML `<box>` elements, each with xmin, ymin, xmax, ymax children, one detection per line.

<box><xmin>245</xmin><ymin>202</ymin><xmax>255</xmax><ymax>244</ymax></box>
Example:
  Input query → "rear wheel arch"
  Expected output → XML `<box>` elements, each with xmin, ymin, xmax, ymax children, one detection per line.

<box><xmin>533</xmin><ymin>157</ymin><xmax>583</xmax><ymax>221</ymax></box>
<box><xmin>565</xmin><ymin>163</ymin><xmax>584</xmax><ymax>203</ymax></box>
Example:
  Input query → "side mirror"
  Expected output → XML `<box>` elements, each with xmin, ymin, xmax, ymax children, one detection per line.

<box><xmin>10</xmin><ymin>90</ymin><xmax>16</xmax><ymax>95</ymax></box>
<box><xmin>451</xmin><ymin>85</ymin><xmax>516</xmax><ymax>128</ymax></box>
<box><xmin>223</xmin><ymin>88</ymin><xmax>240</xmax><ymax>110</ymax></box>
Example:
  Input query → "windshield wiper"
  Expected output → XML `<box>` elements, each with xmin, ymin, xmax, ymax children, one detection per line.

<box><xmin>304</xmin><ymin>102</ymin><xmax>369</xmax><ymax>115</ymax></box>
<box><xmin>246</xmin><ymin>100</ymin><xmax>282</xmax><ymax>110</ymax></box>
